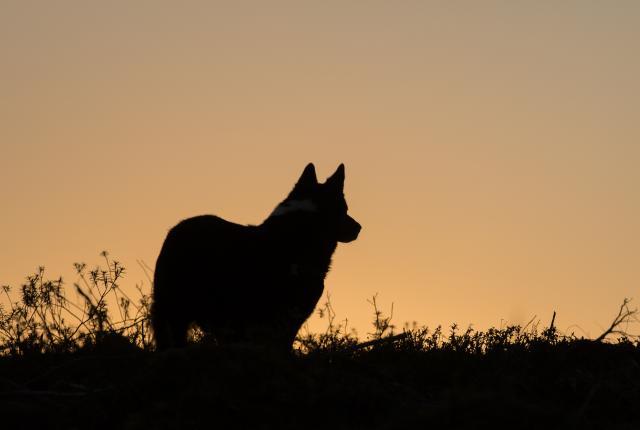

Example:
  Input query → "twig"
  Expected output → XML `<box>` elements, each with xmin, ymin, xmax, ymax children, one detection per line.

<box><xmin>522</xmin><ymin>314</ymin><xmax>538</xmax><ymax>333</ymax></box>
<box><xmin>0</xmin><ymin>389</ymin><xmax>90</xmax><ymax>398</ymax></box>
<box><xmin>595</xmin><ymin>298</ymin><xmax>637</xmax><ymax>342</ymax></box>
<box><xmin>351</xmin><ymin>332</ymin><xmax>409</xmax><ymax>350</ymax></box>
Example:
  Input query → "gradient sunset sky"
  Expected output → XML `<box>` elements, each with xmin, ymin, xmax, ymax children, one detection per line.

<box><xmin>2</xmin><ymin>2</ymin><xmax>639</xmax><ymax>337</ymax></box>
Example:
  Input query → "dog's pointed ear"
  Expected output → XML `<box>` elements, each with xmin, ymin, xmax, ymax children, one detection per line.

<box><xmin>293</xmin><ymin>163</ymin><xmax>317</xmax><ymax>191</ymax></box>
<box><xmin>326</xmin><ymin>163</ymin><xmax>345</xmax><ymax>192</ymax></box>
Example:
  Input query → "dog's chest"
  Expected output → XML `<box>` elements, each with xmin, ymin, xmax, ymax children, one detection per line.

<box><xmin>289</xmin><ymin>263</ymin><xmax>325</xmax><ymax>280</ymax></box>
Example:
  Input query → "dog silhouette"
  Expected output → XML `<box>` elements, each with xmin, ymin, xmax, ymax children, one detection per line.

<box><xmin>151</xmin><ymin>163</ymin><xmax>361</xmax><ymax>350</ymax></box>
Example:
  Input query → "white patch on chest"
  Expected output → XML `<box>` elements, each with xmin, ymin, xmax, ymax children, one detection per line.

<box><xmin>269</xmin><ymin>199</ymin><xmax>317</xmax><ymax>217</ymax></box>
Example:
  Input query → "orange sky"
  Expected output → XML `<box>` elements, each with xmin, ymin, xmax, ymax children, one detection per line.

<box><xmin>2</xmin><ymin>2</ymin><xmax>639</xmax><ymax>338</ymax></box>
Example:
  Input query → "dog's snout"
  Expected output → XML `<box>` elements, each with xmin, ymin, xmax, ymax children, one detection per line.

<box><xmin>338</xmin><ymin>215</ymin><xmax>361</xmax><ymax>243</ymax></box>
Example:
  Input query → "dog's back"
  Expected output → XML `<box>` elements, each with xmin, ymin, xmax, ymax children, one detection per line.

<box><xmin>151</xmin><ymin>163</ymin><xmax>361</xmax><ymax>350</ymax></box>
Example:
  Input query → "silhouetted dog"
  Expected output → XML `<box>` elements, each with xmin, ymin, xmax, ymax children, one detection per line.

<box><xmin>151</xmin><ymin>163</ymin><xmax>361</xmax><ymax>350</ymax></box>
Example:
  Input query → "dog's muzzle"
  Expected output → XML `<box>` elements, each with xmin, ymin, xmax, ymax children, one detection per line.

<box><xmin>337</xmin><ymin>215</ymin><xmax>361</xmax><ymax>243</ymax></box>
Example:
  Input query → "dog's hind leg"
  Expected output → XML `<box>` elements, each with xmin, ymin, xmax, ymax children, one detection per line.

<box><xmin>152</xmin><ymin>304</ymin><xmax>190</xmax><ymax>349</ymax></box>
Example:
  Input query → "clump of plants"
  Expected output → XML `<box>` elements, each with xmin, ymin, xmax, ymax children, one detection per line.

<box><xmin>1</xmin><ymin>254</ymin><xmax>638</xmax><ymax>358</ymax></box>
<box><xmin>298</xmin><ymin>293</ymin><xmax>639</xmax><ymax>357</ymax></box>
<box><xmin>0</xmin><ymin>252</ymin><xmax>152</xmax><ymax>356</ymax></box>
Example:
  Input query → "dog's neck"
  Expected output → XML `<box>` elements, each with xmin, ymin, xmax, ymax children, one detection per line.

<box><xmin>259</xmin><ymin>217</ymin><xmax>337</xmax><ymax>273</ymax></box>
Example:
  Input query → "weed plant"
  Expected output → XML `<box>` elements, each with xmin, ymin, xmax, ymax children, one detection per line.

<box><xmin>1</xmin><ymin>254</ymin><xmax>638</xmax><ymax>357</ymax></box>
<box><xmin>0</xmin><ymin>252</ymin><xmax>152</xmax><ymax>356</ymax></box>
<box><xmin>1</xmin><ymin>255</ymin><xmax>639</xmax><ymax>429</ymax></box>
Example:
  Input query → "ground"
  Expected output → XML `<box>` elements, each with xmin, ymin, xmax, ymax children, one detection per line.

<box><xmin>1</xmin><ymin>338</ymin><xmax>638</xmax><ymax>429</ymax></box>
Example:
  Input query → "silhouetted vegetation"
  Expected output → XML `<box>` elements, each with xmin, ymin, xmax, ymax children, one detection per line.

<box><xmin>1</xmin><ymin>257</ymin><xmax>639</xmax><ymax>429</ymax></box>
<box><xmin>0</xmin><ymin>252</ymin><xmax>152</xmax><ymax>356</ymax></box>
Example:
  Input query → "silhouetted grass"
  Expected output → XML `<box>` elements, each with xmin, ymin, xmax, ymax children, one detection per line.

<box><xmin>1</xmin><ymin>257</ymin><xmax>639</xmax><ymax>429</ymax></box>
<box><xmin>0</xmin><ymin>252</ymin><xmax>152</xmax><ymax>356</ymax></box>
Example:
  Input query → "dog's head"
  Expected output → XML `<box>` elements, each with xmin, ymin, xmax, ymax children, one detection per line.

<box><xmin>269</xmin><ymin>163</ymin><xmax>361</xmax><ymax>243</ymax></box>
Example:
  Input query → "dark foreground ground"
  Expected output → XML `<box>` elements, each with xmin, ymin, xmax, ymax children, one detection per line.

<box><xmin>1</xmin><ymin>338</ymin><xmax>639</xmax><ymax>430</ymax></box>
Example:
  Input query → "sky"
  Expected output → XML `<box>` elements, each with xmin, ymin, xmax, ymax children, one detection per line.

<box><xmin>1</xmin><ymin>1</ymin><xmax>639</xmax><ymax>339</ymax></box>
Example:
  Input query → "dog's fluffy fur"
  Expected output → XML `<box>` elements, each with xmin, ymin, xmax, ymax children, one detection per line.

<box><xmin>151</xmin><ymin>163</ymin><xmax>361</xmax><ymax>350</ymax></box>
